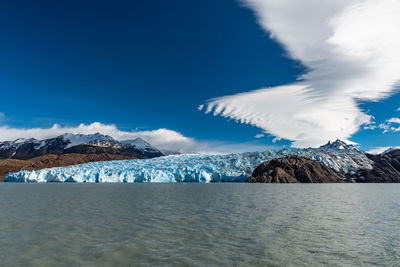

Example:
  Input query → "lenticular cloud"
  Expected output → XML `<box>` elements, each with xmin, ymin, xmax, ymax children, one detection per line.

<box><xmin>202</xmin><ymin>0</ymin><xmax>400</xmax><ymax>147</ymax></box>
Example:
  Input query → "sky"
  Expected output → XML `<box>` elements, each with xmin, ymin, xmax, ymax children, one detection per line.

<box><xmin>0</xmin><ymin>0</ymin><xmax>399</xmax><ymax>153</ymax></box>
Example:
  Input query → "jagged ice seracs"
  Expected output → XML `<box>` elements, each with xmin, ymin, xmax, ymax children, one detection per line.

<box><xmin>5</xmin><ymin>141</ymin><xmax>373</xmax><ymax>182</ymax></box>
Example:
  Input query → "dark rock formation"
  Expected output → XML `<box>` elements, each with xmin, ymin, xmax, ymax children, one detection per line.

<box><xmin>248</xmin><ymin>156</ymin><xmax>341</xmax><ymax>183</ymax></box>
<box><xmin>347</xmin><ymin>150</ymin><xmax>400</xmax><ymax>183</ymax></box>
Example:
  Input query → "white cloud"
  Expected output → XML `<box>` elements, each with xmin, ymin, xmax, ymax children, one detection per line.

<box><xmin>203</xmin><ymin>0</ymin><xmax>400</xmax><ymax>148</ymax></box>
<box><xmin>367</xmin><ymin>146</ymin><xmax>400</xmax><ymax>154</ymax></box>
<box><xmin>379</xmin><ymin>117</ymin><xmax>400</xmax><ymax>133</ymax></box>
<box><xmin>0</xmin><ymin>122</ymin><xmax>273</xmax><ymax>154</ymax></box>
<box><xmin>397</xmin><ymin>107</ymin><xmax>400</xmax><ymax>112</ymax></box>
<box><xmin>272</xmin><ymin>137</ymin><xmax>281</xmax><ymax>143</ymax></box>
<box><xmin>0</xmin><ymin>122</ymin><xmax>193</xmax><ymax>152</ymax></box>
<box><xmin>363</xmin><ymin>124</ymin><xmax>377</xmax><ymax>130</ymax></box>
<box><xmin>254</xmin><ymin>133</ymin><xmax>264</xmax><ymax>138</ymax></box>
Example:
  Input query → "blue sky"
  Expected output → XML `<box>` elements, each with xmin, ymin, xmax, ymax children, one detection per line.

<box><xmin>0</xmin><ymin>0</ymin><xmax>399</xmax><ymax>153</ymax></box>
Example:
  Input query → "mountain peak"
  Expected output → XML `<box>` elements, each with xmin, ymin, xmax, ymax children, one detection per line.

<box><xmin>60</xmin><ymin>133</ymin><xmax>115</xmax><ymax>148</ymax></box>
<box><xmin>320</xmin><ymin>139</ymin><xmax>356</xmax><ymax>150</ymax></box>
<box><xmin>121</xmin><ymin>138</ymin><xmax>164</xmax><ymax>157</ymax></box>
<box><xmin>61</xmin><ymin>132</ymin><xmax>114</xmax><ymax>140</ymax></box>
<box><xmin>14</xmin><ymin>138</ymin><xmax>37</xmax><ymax>144</ymax></box>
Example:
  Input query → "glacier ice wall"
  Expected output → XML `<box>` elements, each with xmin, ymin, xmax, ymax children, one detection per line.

<box><xmin>4</xmin><ymin>147</ymin><xmax>373</xmax><ymax>183</ymax></box>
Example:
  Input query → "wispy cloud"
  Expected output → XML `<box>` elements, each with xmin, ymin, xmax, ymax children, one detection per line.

<box><xmin>0</xmin><ymin>121</ymin><xmax>273</xmax><ymax>154</ymax></box>
<box><xmin>202</xmin><ymin>0</ymin><xmax>400</xmax><ymax>148</ymax></box>
<box><xmin>379</xmin><ymin>117</ymin><xmax>400</xmax><ymax>133</ymax></box>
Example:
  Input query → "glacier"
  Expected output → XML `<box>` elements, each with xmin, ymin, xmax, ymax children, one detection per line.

<box><xmin>5</xmin><ymin>141</ymin><xmax>373</xmax><ymax>183</ymax></box>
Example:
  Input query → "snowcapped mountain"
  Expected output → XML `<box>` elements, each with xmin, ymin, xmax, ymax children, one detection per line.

<box><xmin>0</xmin><ymin>136</ymin><xmax>69</xmax><ymax>159</ymax></box>
<box><xmin>120</xmin><ymin>138</ymin><xmax>163</xmax><ymax>158</ymax></box>
<box><xmin>62</xmin><ymin>133</ymin><xmax>117</xmax><ymax>148</ymax></box>
<box><xmin>0</xmin><ymin>133</ymin><xmax>163</xmax><ymax>159</ymax></box>
<box><xmin>319</xmin><ymin>139</ymin><xmax>358</xmax><ymax>150</ymax></box>
<box><xmin>382</xmin><ymin>147</ymin><xmax>400</xmax><ymax>154</ymax></box>
<box><xmin>5</xmin><ymin>140</ymin><xmax>375</xmax><ymax>183</ymax></box>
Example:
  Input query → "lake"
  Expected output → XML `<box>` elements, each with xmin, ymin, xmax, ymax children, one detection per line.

<box><xmin>0</xmin><ymin>184</ymin><xmax>399</xmax><ymax>266</ymax></box>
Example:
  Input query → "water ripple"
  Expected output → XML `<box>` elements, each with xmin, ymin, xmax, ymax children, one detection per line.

<box><xmin>0</xmin><ymin>184</ymin><xmax>399</xmax><ymax>266</ymax></box>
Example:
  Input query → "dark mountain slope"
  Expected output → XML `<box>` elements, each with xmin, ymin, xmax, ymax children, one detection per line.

<box><xmin>347</xmin><ymin>150</ymin><xmax>400</xmax><ymax>182</ymax></box>
<box><xmin>248</xmin><ymin>156</ymin><xmax>341</xmax><ymax>183</ymax></box>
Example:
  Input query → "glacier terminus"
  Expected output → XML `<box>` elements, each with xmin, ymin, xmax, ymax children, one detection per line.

<box><xmin>5</xmin><ymin>140</ymin><xmax>373</xmax><ymax>183</ymax></box>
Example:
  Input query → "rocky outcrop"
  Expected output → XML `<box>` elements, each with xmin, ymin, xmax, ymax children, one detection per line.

<box><xmin>248</xmin><ymin>156</ymin><xmax>341</xmax><ymax>183</ymax></box>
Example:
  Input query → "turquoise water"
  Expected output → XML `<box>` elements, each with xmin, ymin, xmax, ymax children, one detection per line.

<box><xmin>0</xmin><ymin>184</ymin><xmax>399</xmax><ymax>266</ymax></box>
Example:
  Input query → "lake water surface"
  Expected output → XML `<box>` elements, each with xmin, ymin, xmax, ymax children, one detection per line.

<box><xmin>0</xmin><ymin>184</ymin><xmax>399</xmax><ymax>266</ymax></box>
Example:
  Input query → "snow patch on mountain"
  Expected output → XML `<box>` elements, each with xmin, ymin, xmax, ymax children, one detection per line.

<box><xmin>121</xmin><ymin>138</ymin><xmax>162</xmax><ymax>154</ymax></box>
<box><xmin>62</xmin><ymin>133</ymin><xmax>115</xmax><ymax>148</ymax></box>
<box><xmin>382</xmin><ymin>147</ymin><xmax>400</xmax><ymax>154</ymax></box>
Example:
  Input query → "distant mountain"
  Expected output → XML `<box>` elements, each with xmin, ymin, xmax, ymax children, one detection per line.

<box><xmin>382</xmin><ymin>147</ymin><xmax>400</xmax><ymax>154</ymax></box>
<box><xmin>159</xmin><ymin>150</ymin><xmax>181</xmax><ymax>156</ymax></box>
<box><xmin>319</xmin><ymin>139</ymin><xmax>358</xmax><ymax>150</ymax></box>
<box><xmin>62</xmin><ymin>133</ymin><xmax>116</xmax><ymax>148</ymax></box>
<box><xmin>0</xmin><ymin>133</ymin><xmax>164</xmax><ymax>160</ymax></box>
<box><xmin>120</xmin><ymin>138</ymin><xmax>164</xmax><ymax>158</ymax></box>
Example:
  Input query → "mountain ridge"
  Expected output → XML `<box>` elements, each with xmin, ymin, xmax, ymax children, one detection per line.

<box><xmin>4</xmin><ymin>139</ymin><xmax>386</xmax><ymax>183</ymax></box>
<box><xmin>0</xmin><ymin>133</ymin><xmax>164</xmax><ymax>160</ymax></box>
<box><xmin>3</xmin><ymin>138</ymin><xmax>400</xmax><ymax>182</ymax></box>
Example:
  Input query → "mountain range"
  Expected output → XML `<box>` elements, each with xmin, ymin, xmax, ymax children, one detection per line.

<box><xmin>0</xmin><ymin>133</ymin><xmax>165</xmax><ymax>180</ymax></box>
<box><xmin>5</xmin><ymin>139</ymin><xmax>400</xmax><ymax>183</ymax></box>
<box><xmin>0</xmin><ymin>133</ymin><xmax>164</xmax><ymax>160</ymax></box>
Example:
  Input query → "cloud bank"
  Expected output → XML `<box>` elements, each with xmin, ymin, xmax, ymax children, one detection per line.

<box><xmin>202</xmin><ymin>0</ymin><xmax>400</xmax><ymax>147</ymax></box>
<box><xmin>0</xmin><ymin>122</ymin><xmax>269</xmax><ymax>154</ymax></box>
